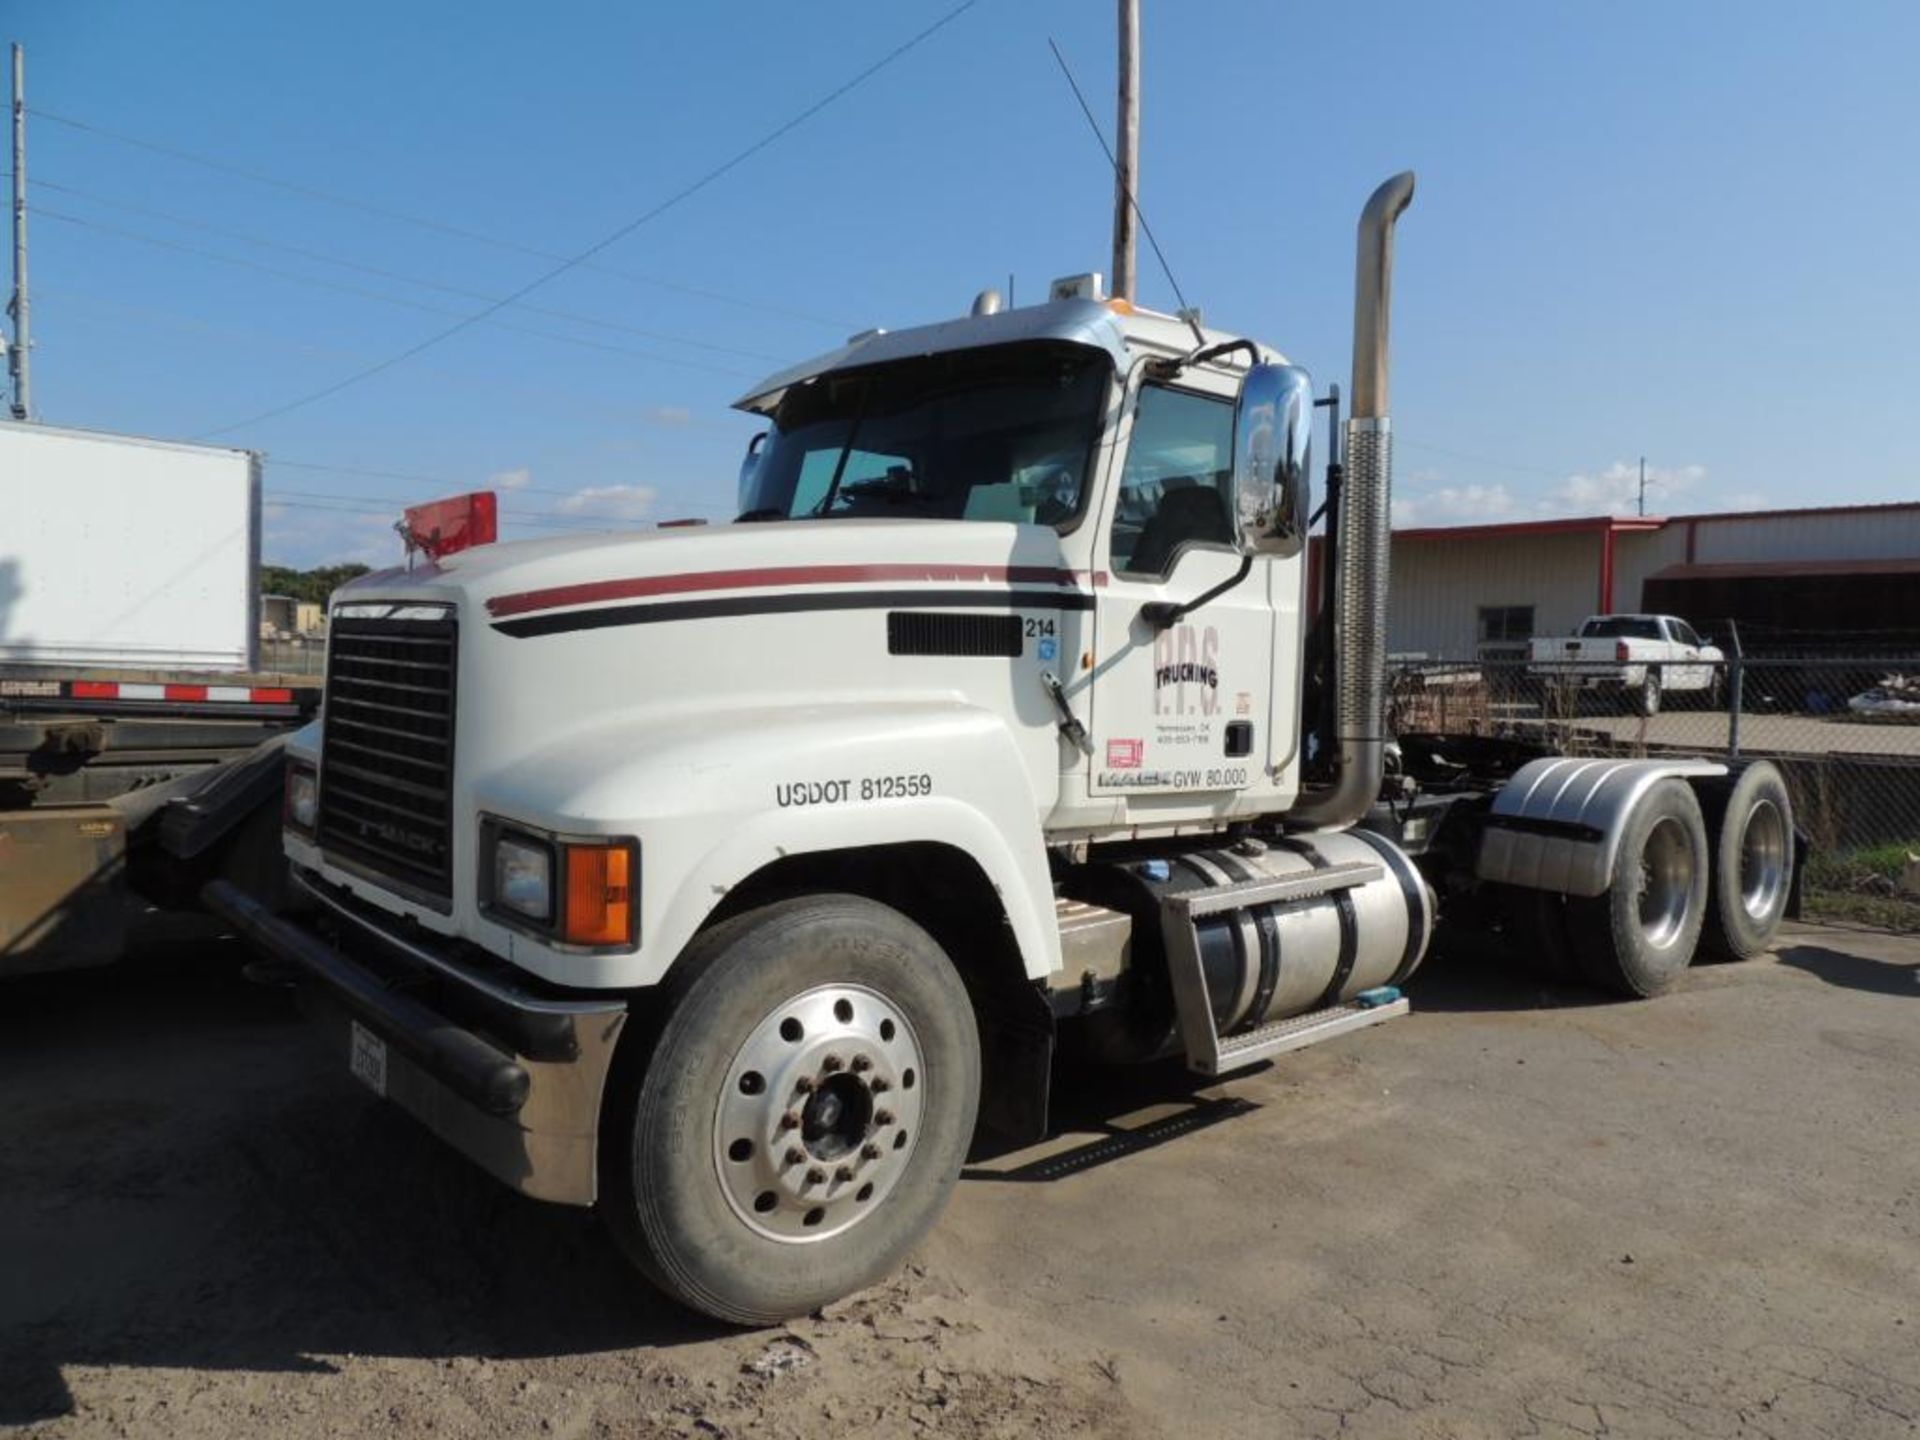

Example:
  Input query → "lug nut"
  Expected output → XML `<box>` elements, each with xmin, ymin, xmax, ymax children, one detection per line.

<box><xmin>793</xmin><ymin>1075</ymin><xmax>815</xmax><ymax>1094</ymax></box>
<box><xmin>784</xmin><ymin>1147</ymin><xmax>805</xmax><ymax>1166</ymax></box>
<box><xmin>874</xmin><ymin>1110</ymin><xmax>895</xmax><ymax>1127</ymax></box>
<box><xmin>861</xmin><ymin>1143</ymin><xmax>882</xmax><ymax>1161</ymax></box>
<box><xmin>834</xmin><ymin>1165</ymin><xmax>854</xmax><ymax>1183</ymax></box>
<box><xmin>869</xmin><ymin>1078</ymin><xmax>890</xmax><ymax>1094</ymax></box>
<box><xmin>851</xmin><ymin>1055</ymin><xmax>872</xmax><ymax>1073</ymax></box>
<box><xmin>805</xmin><ymin>1167</ymin><xmax>826</xmax><ymax>1186</ymax></box>
<box><xmin>822</xmin><ymin>1054</ymin><xmax>844</xmax><ymax>1073</ymax></box>
<box><xmin>778</xmin><ymin>1112</ymin><xmax>800</xmax><ymax>1131</ymax></box>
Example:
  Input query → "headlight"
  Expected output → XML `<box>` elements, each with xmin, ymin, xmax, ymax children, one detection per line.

<box><xmin>481</xmin><ymin>817</ymin><xmax>637</xmax><ymax>948</ymax></box>
<box><xmin>492</xmin><ymin>834</ymin><xmax>553</xmax><ymax>921</ymax></box>
<box><xmin>285</xmin><ymin>765</ymin><xmax>319</xmax><ymax>835</ymax></box>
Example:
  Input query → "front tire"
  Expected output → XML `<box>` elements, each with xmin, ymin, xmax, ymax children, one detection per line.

<box><xmin>601</xmin><ymin>894</ymin><xmax>981</xmax><ymax>1325</ymax></box>
<box><xmin>1568</xmin><ymin>778</ymin><xmax>1709</xmax><ymax>997</ymax></box>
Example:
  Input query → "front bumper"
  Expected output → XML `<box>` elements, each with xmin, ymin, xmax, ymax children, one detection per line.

<box><xmin>202</xmin><ymin>869</ymin><xmax>628</xmax><ymax>1206</ymax></box>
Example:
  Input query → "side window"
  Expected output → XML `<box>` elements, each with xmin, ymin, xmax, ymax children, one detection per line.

<box><xmin>1110</xmin><ymin>385</ymin><xmax>1236</xmax><ymax>577</ymax></box>
<box><xmin>1477</xmin><ymin>605</ymin><xmax>1535</xmax><ymax>645</ymax></box>
<box><xmin>1670</xmin><ymin>620</ymin><xmax>1701</xmax><ymax>647</ymax></box>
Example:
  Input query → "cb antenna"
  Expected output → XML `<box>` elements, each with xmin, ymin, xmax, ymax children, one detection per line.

<box><xmin>1047</xmin><ymin>36</ymin><xmax>1205</xmax><ymax>348</ymax></box>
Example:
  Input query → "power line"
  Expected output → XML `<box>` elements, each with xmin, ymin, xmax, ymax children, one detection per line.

<box><xmin>33</xmin><ymin>205</ymin><xmax>765</xmax><ymax>380</ymax></box>
<box><xmin>24</xmin><ymin>110</ymin><xmax>858</xmax><ymax>331</ymax></box>
<box><xmin>1396</xmin><ymin>437</ymin><xmax>1572</xmax><ymax>480</ymax></box>
<box><xmin>265</xmin><ymin>497</ymin><xmax>614</xmax><ymax>531</ymax></box>
<box><xmin>273</xmin><ymin>457</ymin><xmax>642</xmax><ymax>502</ymax></box>
<box><xmin>40</xmin><ymin>288</ymin><xmax>754</xmax><ymax>432</ymax></box>
<box><xmin>1046</xmin><ymin>36</ymin><xmax>1201</xmax><ymax>345</ymax></box>
<box><xmin>266</xmin><ymin>486</ymin><xmax>707</xmax><ymax>528</ymax></box>
<box><xmin>269</xmin><ymin>490</ymin><xmax>612</xmax><ymax>528</ymax></box>
<box><xmin>266</xmin><ymin>474</ymin><xmax>729</xmax><ymax>518</ymax></box>
<box><xmin>190</xmin><ymin>1</ymin><xmax>980</xmax><ymax>439</ymax></box>
<box><xmin>23</xmin><ymin>170</ymin><xmax>786</xmax><ymax>362</ymax></box>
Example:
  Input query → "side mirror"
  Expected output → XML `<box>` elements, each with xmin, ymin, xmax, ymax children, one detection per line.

<box><xmin>735</xmin><ymin>431</ymin><xmax>769</xmax><ymax>515</ymax></box>
<box><xmin>1232</xmin><ymin>363</ymin><xmax>1313</xmax><ymax>557</ymax></box>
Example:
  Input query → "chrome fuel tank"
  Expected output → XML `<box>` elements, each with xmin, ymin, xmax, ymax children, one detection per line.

<box><xmin>1069</xmin><ymin>829</ymin><xmax>1432</xmax><ymax>1062</ymax></box>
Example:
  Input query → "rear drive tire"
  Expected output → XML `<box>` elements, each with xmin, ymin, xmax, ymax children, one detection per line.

<box><xmin>1697</xmin><ymin>761</ymin><xmax>1795</xmax><ymax>961</ymax></box>
<box><xmin>600</xmin><ymin>894</ymin><xmax>980</xmax><ymax>1325</ymax></box>
<box><xmin>1567</xmin><ymin>778</ymin><xmax>1709</xmax><ymax>997</ymax></box>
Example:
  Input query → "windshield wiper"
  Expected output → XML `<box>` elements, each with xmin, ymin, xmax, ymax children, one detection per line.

<box><xmin>734</xmin><ymin>507</ymin><xmax>788</xmax><ymax>523</ymax></box>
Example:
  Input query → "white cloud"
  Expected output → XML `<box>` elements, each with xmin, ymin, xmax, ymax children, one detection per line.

<box><xmin>1548</xmin><ymin>460</ymin><xmax>1705</xmax><ymax>517</ymax></box>
<box><xmin>489</xmin><ymin>467</ymin><xmax>533</xmax><ymax>491</ymax></box>
<box><xmin>1395</xmin><ymin>460</ymin><xmax>1731</xmax><ymax>526</ymax></box>
<box><xmin>645</xmin><ymin>405</ymin><xmax>693</xmax><ymax>427</ymax></box>
<box><xmin>1394</xmin><ymin>482</ymin><xmax>1518</xmax><ymax>527</ymax></box>
<box><xmin>555</xmin><ymin>483</ymin><xmax>658</xmax><ymax>521</ymax></box>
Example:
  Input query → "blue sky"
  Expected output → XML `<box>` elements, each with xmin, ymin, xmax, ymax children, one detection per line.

<box><xmin>8</xmin><ymin>1</ymin><xmax>1919</xmax><ymax>566</ymax></box>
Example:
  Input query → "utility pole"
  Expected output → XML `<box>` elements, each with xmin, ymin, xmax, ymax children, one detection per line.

<box><xmin>1110</xmin><ymin>0</ymin><xmax>1139</xmax><ymax>301</ymax></box>
<box><xmin>1637</xmin><ymin>455</ymin><xmax>1647</xmax><ymax>517</ymax></box>
<box><xmin>8</xmin><ymin>42</ymin><xmax>29</xmax><ymax>421</ymax></box>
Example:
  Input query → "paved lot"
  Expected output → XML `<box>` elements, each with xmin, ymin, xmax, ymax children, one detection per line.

<box><xmin>4</xmin><ymin>922</ymin><xmax>1918</xmax><ymax>1438</ymax></box>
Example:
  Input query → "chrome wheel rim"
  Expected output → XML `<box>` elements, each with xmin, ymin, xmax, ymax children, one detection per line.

<box><xmin>713</xmin><ymin>983</ymin><xmax>925</xmax><ymax>1244</ymax></box>
<box><xmin>1636</xmin><ymin>815</ymin><xmax>1695</xmax><ymax>949</ymax></box>
<box><xmin>1739</xmin><ymin>798</ymin><xmax>1789</xmax><ymax>922</ymax></box>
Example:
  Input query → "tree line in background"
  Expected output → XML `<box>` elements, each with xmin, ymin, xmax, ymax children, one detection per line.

<box><xmin>259</xmin><ymin>564</ymin><xmax>372</xmax><ymax>604</ymax></box>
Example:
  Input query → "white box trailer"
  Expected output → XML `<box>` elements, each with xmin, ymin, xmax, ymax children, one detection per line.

<box><xmin>0</xmin><ymin>418</ymin><xmax>260</xmax><ymax>671</ymax></box>
<box><xmin>1</xmin><ymin>419</ymin><xmax>315</xmax><ymax>979</ymax></box>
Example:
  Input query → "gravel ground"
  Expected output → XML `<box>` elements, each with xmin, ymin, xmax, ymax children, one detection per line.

<box><xmin>4</xmin><ymin>921</ymin><xmax>1917</xmax><ymax>1438</ymax></box>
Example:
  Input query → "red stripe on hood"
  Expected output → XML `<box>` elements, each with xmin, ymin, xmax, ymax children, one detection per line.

<box><xmin>486</xmin><ymin>563</ymin><xmax>1094</xmax><ymax>619</ymax></box>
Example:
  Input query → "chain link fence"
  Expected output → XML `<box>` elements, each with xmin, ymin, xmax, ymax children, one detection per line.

<box><xmin>258</xmin><ymin>636</ymin><xmax>327</xmax><ymax>677</ymax></box>
<box><xmin>1390</xmin><ymin>646</ymin><xmax>1920</xmax><ymax>932</ymax></box>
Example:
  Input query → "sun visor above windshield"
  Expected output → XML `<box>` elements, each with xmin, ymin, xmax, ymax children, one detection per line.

<box><xmin>733</xmin><ymin>298</ymin><xmax>1130</xmax><ymax>416</ymax></box>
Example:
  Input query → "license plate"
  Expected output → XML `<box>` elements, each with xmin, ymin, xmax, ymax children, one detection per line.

<box><xmin>349</xmin><ymin>1020</ymin><xmax>388</xmax><ymax>1097</ymax></box>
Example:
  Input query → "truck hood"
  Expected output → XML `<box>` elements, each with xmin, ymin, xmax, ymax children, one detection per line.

<box><xmin>335</xmin><ymin>518</ymin><xmax>1093</xmax><ymax>627</ymax></box>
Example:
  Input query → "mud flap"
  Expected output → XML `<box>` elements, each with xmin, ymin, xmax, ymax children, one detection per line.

<box><xmin>970</xmin><ymin>979</ymin><xmax>1055</xmax><ymax>1152</ymax></box>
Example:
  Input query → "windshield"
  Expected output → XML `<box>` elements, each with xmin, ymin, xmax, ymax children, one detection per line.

<box><xmin>739</xmin><ymin>342</ymin><xmax>1111</xmax><ymax>526</ymax></box>
<box><xmin>1580</xmin><ymin>616</ymin><xmax>1664</xmax><ymax>640</ymax></box>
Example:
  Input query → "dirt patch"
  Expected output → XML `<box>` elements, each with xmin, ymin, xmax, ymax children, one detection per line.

<box><xmin>6</xmin><ymin>926</ymin><xmax>1920</xmax><ymax>1437</ymax></box>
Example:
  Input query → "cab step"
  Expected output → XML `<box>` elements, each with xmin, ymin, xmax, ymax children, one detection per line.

<box><xmin>1203</xmin><ymin>993</ymin><xmax>1409</xmax><ymax>1075</ymax></box>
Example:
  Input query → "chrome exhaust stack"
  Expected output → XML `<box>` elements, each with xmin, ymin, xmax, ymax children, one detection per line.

<box><xmin>1290</xmin><ymin>171</ymin><xmax>1415</xmax><ymax>830</ymax></box>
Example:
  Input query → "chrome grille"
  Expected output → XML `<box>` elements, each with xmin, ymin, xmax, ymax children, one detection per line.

<box><xmin>318</xmin><ymin>610</ymin><xmax>457</xmax><ymax>903</ymax></box>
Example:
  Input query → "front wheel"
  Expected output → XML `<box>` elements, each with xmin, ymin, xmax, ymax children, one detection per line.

<box><xmin>601</xmin><ymin>895</ymin><xmax>981</xmax><ymax>1325</ymax></box>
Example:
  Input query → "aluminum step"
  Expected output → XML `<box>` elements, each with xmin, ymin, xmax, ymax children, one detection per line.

<box><xmin>1201</xmin><ymin>995</ymin><xmax>1410</xmax><ymax>1076</ymax></box>
<box><xmin>1162</xmin><ymin>860</ymin><xmax>1382</xmax><ymax>920</ymax></box>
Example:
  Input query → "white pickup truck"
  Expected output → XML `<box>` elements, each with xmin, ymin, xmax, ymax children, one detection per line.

<box><xmin>1528</xmin><ymin>614</ymin><xmax>1724</xmax><ymax>715</ymax></box>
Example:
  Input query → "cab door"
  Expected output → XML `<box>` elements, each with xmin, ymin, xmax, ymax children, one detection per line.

<box><xmin>1087</xmin><ymin>380</ymin><xmax>1274</xmax><ymax>805</ymax></box>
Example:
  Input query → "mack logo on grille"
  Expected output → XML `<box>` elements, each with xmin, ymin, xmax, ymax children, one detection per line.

<box><xmin>351</xmin><ymin>816</ymin><xmax>445</xmax><ymax>856</ymax></box>
<box><xmin>316</xmin><ymin>611</ymin><xmax>458</xmax><ymax>903</ymax></box>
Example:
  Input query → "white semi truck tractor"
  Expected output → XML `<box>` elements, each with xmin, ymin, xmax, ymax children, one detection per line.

<box><xmin>206</xmin><ymin>174</ymin><xmax>1799</xmax><ymax>1323</ymax></box>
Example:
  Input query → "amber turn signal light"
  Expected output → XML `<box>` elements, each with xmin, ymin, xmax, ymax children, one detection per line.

<box><xmin>562</xmin><ymin>842</ymin><xmax>635</xmax><ymax>946</ymax></box>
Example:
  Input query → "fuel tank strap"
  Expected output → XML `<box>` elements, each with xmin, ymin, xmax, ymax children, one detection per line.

<box><xmin>1285</xmin><ymin>836</ymin><xmax>1360</xmax><ymax>1009</ymax></box>
<box><xmin>1208</xmin><ymin>849</ymin><xmax>1283</xmax><ymax>1034</ymax></box>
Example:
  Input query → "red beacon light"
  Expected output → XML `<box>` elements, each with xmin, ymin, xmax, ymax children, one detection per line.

<box><xmin>398</xmin><ymin>491</ymin><xmax>498</xmax><ymax>565</ymax></box>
